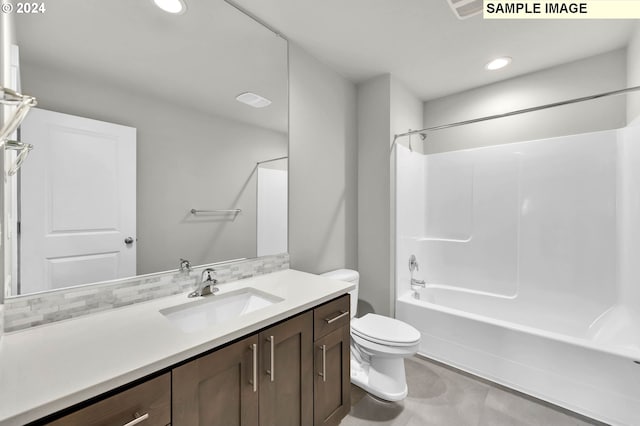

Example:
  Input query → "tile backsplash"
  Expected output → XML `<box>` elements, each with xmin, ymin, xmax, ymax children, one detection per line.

<box><xmin>3</xmin><ymin>253</ymin><xmax>289</xmax><ymax>332</ymax></box>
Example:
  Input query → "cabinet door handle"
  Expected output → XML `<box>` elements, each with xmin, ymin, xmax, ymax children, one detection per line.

<box><xmin>319</xmin><ymin>344</ymin><xmax>327</xmax><ymax>382</ymax></box>
<box><xmin>325</xmin><ymin>310</ymin><xmax>349</xmax><ymax>324</ymax></box>
<box><xmin>266</xmin><ymin>335</ymin><xmax>275</xmax><ymax>382</ymax></box>
<box><xmin>122</xmin><ymin>412</ymin><xmax>149</xmax><ymax>426</ymax></box>
<box><xmin>250</xmin><ymin>343</ymin><xmax>257</xmax><ymax>392</ymax></box>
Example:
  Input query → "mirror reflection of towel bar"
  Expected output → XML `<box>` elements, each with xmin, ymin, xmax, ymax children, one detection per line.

<box><xmin>190</xmin><ymin>209</ymin><xmax>242</xmax><ymax>215</ymax></box>
<box><xmin>1</xmin><ymin>87</ymin><xmax>37</xmax><ymax>141</ymax></box>
<box><xmin>4</xmin><ymin>140</ymin><xmax>34</xmax><ymax>176</ymax></box>
<box><xmin>0</xmin><ymin>87</ymin><xmax>37</xmax><ymax>106</ymax></box>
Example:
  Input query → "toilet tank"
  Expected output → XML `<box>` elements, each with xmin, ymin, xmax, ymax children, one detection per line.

<box><xmin>320</xmin><ymin>269</ymin><xmax>359</xmax><ymax>318</ymax></box>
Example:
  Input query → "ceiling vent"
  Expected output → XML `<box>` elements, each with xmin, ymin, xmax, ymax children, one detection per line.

<box><xmin>447</xmin><ymin>0</ymin><xmax>483</xmax><ymax>19</ymax></box>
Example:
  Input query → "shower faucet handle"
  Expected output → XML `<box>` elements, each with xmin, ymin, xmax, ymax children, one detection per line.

<box><xmin>409</xmin><ymin>254</ymin><xmax>419</xmax><ymax>272</ymax></box>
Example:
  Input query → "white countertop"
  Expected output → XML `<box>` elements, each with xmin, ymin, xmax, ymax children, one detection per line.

<box><xmin>0</xmin><ymin>269</ymin><xmax>354</xmax><ymax>426</ymax></box>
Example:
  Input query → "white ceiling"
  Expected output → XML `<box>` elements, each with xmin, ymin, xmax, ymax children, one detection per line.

<box><xmin>234</xmin><ymin>0</ymin><xmax>637</xmax><ymax>100</ymax></box>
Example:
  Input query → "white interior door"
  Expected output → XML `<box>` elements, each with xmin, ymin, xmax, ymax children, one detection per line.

<box><xmin>19</xmin><ymin>108</ymin><xmax>136</xmax><ymax>294</ymax></box>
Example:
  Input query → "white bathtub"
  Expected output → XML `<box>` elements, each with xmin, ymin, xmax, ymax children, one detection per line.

<box><xmin>396</xmin><ymin>287</ymin><xmax>640</xmax><ymax>426</ymax></box>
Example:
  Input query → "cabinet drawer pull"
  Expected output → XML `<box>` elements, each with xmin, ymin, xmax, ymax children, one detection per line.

<box><xmin>122</xmin><ymin>412</ymin><xmax>149</xmax><ymax>426</ymax></box>
<box><xmin>250</xmin><ymin>343</ymin><xmax>257</xmax><ymax>392</ymax></box>
<box><xmin>266</xmin><ymin>335</ymin><xmax>275</xmax><ymax>382</ymax></box>
<box><xmin>319</xmin><ymin>344</ymin><xmax>327</xmax><ymax>382</ymax></box>
<box><xmin>325</xmin><ymin>311</ymin><xmax>348</xmax><ymax>324</ymax></box>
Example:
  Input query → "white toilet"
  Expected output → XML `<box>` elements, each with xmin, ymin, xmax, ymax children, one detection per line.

<box><xmin>321</xmin><ymin>269</ymin><xmax>421</xmax><ymax>401</ymax></box>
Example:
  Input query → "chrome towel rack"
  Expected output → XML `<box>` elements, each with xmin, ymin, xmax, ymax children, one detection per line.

<box><xmin>0</xmin><ymin>87</ymin><xmax>37</xmax><ymax>106</ymax></box>
<box><xmin>190</xmin><ymin>209</ymin><xmax>242</xmax><ymax>215</ymax></box>
<box><xmin>4</xmin><ymin>140</ymin><xmax>33</xmax><ymax>176</ymax></box>
<box><xmin>1</xmin><ymin>86</ymin><xmax>38</xmax><ymax>175</ymax></box>
<box><xmin>1</xmin><ymin>87</ymin><xmax>37</xmax><ymax>140</ymax></box>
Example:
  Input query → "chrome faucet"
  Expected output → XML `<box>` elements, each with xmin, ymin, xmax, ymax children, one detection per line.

<box><xmin>188</xmin><ymin>268</ymin><xmax>219</xmax><ymax>298</ymax></box>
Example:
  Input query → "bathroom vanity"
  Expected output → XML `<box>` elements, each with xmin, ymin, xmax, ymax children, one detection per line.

<box><xmin>0</xmin><ymin>270</ymin><xmax>353</xmax><ymax>426</ymax></box>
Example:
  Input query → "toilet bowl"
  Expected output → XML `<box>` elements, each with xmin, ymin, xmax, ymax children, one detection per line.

<box><xmin>321</xmin><ymin>269</ymin><xmax>421</xmax><ymax>401</ymax></box>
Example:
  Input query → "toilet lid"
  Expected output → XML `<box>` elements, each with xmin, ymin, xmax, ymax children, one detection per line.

<box><xmin>351</xmin><ymin>314</ymin><xmax>420</xmax><ymax>346</ymax></box>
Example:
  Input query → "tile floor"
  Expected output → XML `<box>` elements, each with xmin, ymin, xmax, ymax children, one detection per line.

<box><xmin>340</xmin><ymin>356</ymin><xmax>606</xmax><ymax>426</ymax></box>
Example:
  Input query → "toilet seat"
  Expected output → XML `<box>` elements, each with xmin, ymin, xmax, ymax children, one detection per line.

<box><xmin>351</xmin><ymin>332</ymin><xmax>420</xmax><ymax>358</ymax></box>
<box><xmin>351</xmin><ymin>314</ymin><xmax>420</xmax><ymax>347</ymax></box>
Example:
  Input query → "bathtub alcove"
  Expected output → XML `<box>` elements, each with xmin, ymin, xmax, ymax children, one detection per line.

<box><xmin>395</xmin><ymin>125</ymin><xmax>640</xmax><ymax>426</ymax></box>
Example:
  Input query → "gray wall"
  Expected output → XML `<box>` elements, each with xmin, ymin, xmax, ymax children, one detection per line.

<box><xmin>357</xmin><ymin>75</ymin><xmax>423</xmax><ymax>316</ymax></box>
<box><xmin>424</xmin><ymin>49</ymin><xmax>627</xmax><ymax>154</ymax></box>
<box><xmin>357</xmin><ymin>75</ymin><xmax>391</xmax><ymax>316</ymax></box>
<box><xmin>288</xmin><ymin>43</ymin><xmax>358</xmax><ymax>274</ymax></box>
<box><xmin>20</xmin><ymin>62</ymin><xmax>287</xmax><ymax>275</ymax></box>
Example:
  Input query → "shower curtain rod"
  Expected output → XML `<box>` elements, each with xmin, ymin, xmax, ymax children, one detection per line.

<box><xmin>393</xmin><ymin>85</ymin><xmax>640</xmax><ymax>142</ymax></box>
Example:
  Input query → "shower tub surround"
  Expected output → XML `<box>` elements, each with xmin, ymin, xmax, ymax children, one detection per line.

<box><xmin>3</xmin><ymin>253</ymin><xmax>289</xmax><ymax>332</ymax></box>
<box><xmin>395</xmin><ymin>127</ymin><xmax>640</xmax><ymax>426</ymax></box>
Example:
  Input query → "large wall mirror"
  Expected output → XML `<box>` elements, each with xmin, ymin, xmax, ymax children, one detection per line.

<box><xmin>7</xmin><ymin>0</ymin><xmax>288</xmax><ymax>297</ymax></box>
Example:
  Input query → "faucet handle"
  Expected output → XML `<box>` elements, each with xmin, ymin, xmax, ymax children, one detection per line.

<box><xmin>202</xmin><ymin>268</ymin><xmax>217</xmax><ymax>283</ymax></box>
<box><xmin>409</xmin><ymin>254</ymin><xmax>419</xmax><ymax>272</ymax></box>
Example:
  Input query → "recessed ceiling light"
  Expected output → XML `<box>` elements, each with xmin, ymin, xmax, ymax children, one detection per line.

<box><xmin>153</xmin><ymin>0</ymin><xmax>186</xmax><ymax>14</ymax></box>
<box><xmin>236</xmin><ymin>92</ymin><xmax>272</xmax><ymax>108</ymax></box>
<box><xmin>485</xmin><ymin>56</ymin><xmax>512</xmax><ymax>71</ymax></box>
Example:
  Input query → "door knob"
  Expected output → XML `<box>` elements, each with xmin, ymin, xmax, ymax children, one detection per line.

<box><xmin>124</xmin><ymin>237</ymin><xmax>134</xmax><ymax>245</ymax></box>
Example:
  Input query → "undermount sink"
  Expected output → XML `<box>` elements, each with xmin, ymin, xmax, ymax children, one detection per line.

<box><xmin>160</xmin><ymin>288</ymin><xmax>283</xmax><ymax>333</ymax></box>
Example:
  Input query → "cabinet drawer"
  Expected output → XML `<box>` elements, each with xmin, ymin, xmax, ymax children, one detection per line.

<box><xmin>47</xmin><ymin>373</ymin><xmax>171</xmax><ymax>426</ymax></box>
<box><xmin>314</xmin><ymin>294</ymin><xmax>350</xmax><ymax>340</ymax></box>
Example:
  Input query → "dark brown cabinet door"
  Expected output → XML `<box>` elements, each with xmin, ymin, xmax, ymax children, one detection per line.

<box><xmin>314</xmin><ymin>326</ymin><xmax>351</xmax><ymax>426</ymax></box>
<box><xmin>172</xmin><ymin>334</ymin><xmax>259</xmax><ymax>426</ymax></box>
<box><xmin>259</xmin><ymin>311</ymin><xmax>314</xmax><ymax>426</ymax></box>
